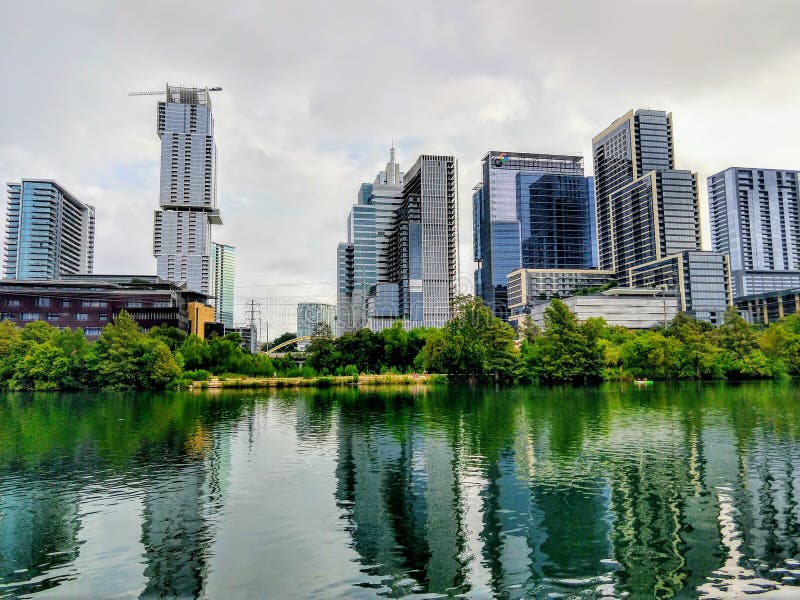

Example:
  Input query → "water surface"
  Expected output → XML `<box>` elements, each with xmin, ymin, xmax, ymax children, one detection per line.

<box><xmin>1</xmin><ymin>383</ymin><xmax>800</xmax><ymax>599</ymax></box>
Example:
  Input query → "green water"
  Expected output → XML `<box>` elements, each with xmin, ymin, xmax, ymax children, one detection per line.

<box><xmin>1</xmin><ymin>383</ymin><xmax>800</xmax><ymax>599</ymax></box>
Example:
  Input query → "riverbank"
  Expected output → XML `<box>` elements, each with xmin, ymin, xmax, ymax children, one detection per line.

<box><xmin>188</xmin><ymin>372</ymin><xmax>447</xmax><ymax>390</ymax></box>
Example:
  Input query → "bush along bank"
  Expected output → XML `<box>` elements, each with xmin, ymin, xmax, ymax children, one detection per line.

<box><xmin>1</xmin><ymin>297</ymin><xmax>797</xmax><ymax>391</ymax></box>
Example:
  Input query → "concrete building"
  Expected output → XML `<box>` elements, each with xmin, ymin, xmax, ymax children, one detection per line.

<box><xmin>297</xmin><ymin>302</ymin><xmax>335</xmax><ymax>349</ymax></box>
<box><xmin>337</xmin><ymin>151</ymin><xmax>458</xmax><ymax>332</ymax></box>
<box><xmin>626</xmin><ymin>250</ymin><xmax>732</xmax><ymax>325</ymax></box>
<box><xmin>0</xmin><ymin>275</ymin><xmax>207</xmax><ymax>338</ymax></box>
<box><xmin>592</xmin><ymin>110</ymin><xmax>701</xmax><ymax>275</ymax></box>
<box><xmin>735</xmin><ymin>288</ymin><xmax>800</xmax><ymax>325</ymax></box>
<box><xmin>4</xmin><ymin>180</ymin><xmax>95</xmax><ymax>280</ymax></box>
<box><xmin>708</xmin><ymin>167</ymin><xmax>800</xmax><ymax>297</ymax></box>
<box><xmin>473</xmin><ymin>152</ymin><xmax>596</xmax><ymax>319</ymax></box>
<box><xmin>507</xmin><ymin>268</ymin><xmax>616</xmax><ymax>315</ymax></box>
<box><xmin>188</xmin><ymin>301</ymin><xmax>215</xmax><ymax>339</ymax></box>
<box><xmin>211</xmin><ymin>242</ymin><xmax>235</xmax><ymax>328</ymax></box>
<box><xmin>226</xmin><ymin>324</ymin><xmax>258</xmax><ymax>353</ymax></box>
<box><xmin>152</xmin><ymin>85</ymin><xmax>222</xmax><ymax>296</ymax></box>
<box><xmin>513</xmin><ymin>288</ymin><xmax>679</xmax><ymax>331</ymax></box>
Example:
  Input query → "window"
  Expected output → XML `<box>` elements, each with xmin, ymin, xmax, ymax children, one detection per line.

<box><xmin>75</xmin><ymin>313</ymin><xmax>89</xmax><ymax>321</ymax></box>
<box><xmin>99</xmin><ymin>313</ymin><xmax>108</xmax><ymax>321</ymax></box>
<box><xmin>35</xmin><ymin>297</ymin><xmax>51</xmax><ymax>307</ymax></box>
<box><xmin>1</xmin><ymin>313</ymin><xmax>16</xmax><ymax>320</ymax></box>
<box><xmin>6</xmin><ymin>299</ymin><xmax>20</xmax><ymax>307</ymax></box>
<box><xmin>21</xmin><ymin>312</ymin><xmax>40</xmax><ymax>321</ymax></box>
<box><xmin>62</xmin><ymin>299</ymin><xmax>71</xmax><ymax>307</ymax></box>
<box><xmin>81</xmin><ymin>300</ymin><xmax>108</xmax><ymax>308</ymax></box>
<box><xmin>126</xmin><ymin>301</ymin><xmax>143</xmax><ymax>308</ymax></box>
<box><xmin>46</xmin><ymin>313</ymin><xmax>59</xmax><ymax>321</ymax></box>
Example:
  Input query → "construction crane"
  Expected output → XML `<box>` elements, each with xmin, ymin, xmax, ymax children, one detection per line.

<box><xmin>128</xmin><ymin>86</ymin><xmax>222</xmax><ymax>96</ymax></box>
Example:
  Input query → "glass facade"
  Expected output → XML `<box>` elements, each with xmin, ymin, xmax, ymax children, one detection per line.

<box><xmin>592</xmin><ymin>109</ymin><xmax>700</xmax><ymax>276</ymax></box>
<box><xmin>474</xmin><ymin>152</ymin><xmax>595</xmax><ymax>319</ymax></box>
<box><xmin>4</xmin><ymin>180</ymin><xmax>95</xmax><ymax>280</ymax></box>
<box><xmin>211</xmin><ymin>242</ymin><xmax>235</xmax><ymax>328</ymax></box>
<box><xmin>297</xmin><ymin>302</ymin><xmax>336</xmax><ymax>348</ymax></box>
<box><xmin>153</xmin><ymin>85</ymin><xmax>221</xmax><ymax>295</ymax></box>
<box><xmin>709</xmin><ymin>167</ymin><xmax>800</xmax><ymax>297</ymax></box>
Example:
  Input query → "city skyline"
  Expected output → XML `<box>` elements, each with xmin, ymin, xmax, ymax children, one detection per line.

<box><xmin>2</xmin><ymin>1</ymin><xmax>799</xmax><ymax>335</ymax></box>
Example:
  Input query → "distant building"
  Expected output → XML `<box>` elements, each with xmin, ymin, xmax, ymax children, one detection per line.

<box><xmin>337</xmin><ymin>150</ymin><xmax>458</xmax><ymax>332</ymax></box>
<box><xmin>211</xmin><ymin>242</ymin><xmax>235</xmax><ymax>328</ymax></box>
<box><xmin>592</xmin><ymin>110</ymin><xmax>701</xmax><ymax>275</ymax></box>
<box><xmin>708</xmin><ymin>167</ymin><xmax>800</xmax><ymax>297</ymax></box>
<box><xmin>626</xmin><ymin>250</ymin><xmax>732</xmax><ymax>325</ymax></box>
<box><xmin>152</xmin><ymin>85</ymin><xmax>222</xmax><ymax>296</ymax></box>
<box><xmin>226</xmin><ymin>324</ymin><xmax>258</xmax><ymax>353</ymax></box>
<box><xmin>297</xmin><ymin>302</ymin><xmax>335</xmax><ymax>349</ymax></box>
<box><xmin>507</xmin><ymin>268</ymin><xmax>616</xmax><ymax>315</ymax></box>
<box><xmin>0</xmin><ymin>275</ymin><xmax>207</xmax><ymax>338</ymax></box>
<box><xmin>513</xmin><ymin>288</ymin><xmax>679</xmax><ymax>331</ymax></box>
<box><xmin>474</xmin><ymin>152</ymin><xmax>596</xmax><ymax>319</ymax></box>
<box><xmin>4</xmin><ymin>180</ymin><xmax>95</xmax><ymax>280</ymax></box>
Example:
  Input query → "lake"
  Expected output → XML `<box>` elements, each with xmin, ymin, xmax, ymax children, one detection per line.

<box><xmin>1</xmin><ymin>383</ymin><xmax>800</xmax><ymax>599</ymax></box>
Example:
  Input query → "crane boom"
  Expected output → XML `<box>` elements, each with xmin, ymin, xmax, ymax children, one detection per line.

<box><xmin>129</xmin><ymin>86</ymin><xmax>222</xmax><ymax>96</ymax></box>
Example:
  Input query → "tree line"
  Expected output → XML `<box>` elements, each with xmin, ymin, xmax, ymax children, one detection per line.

<box><xmin>307</xmin><ymin>295</ymin><xmax>800</xmax><ymax>383</ymax></box>
<box><xmin>2</xmin><ymin>296</ymin><xmax>798</xmax><ymax>390</ymax></box>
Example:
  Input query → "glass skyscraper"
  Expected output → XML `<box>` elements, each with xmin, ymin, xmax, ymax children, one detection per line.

<box><xmin>473</xmin><ymin>152</ymin><xmax>596</xmax><ymax>319</ymax></box>
<box><xmin>152</xmin><ymin>85</ymin><xmax>222</xmax><ymax>295</ymax></box>
<box><xmin>337</xmin><ymin>148</ymin><xmax>404</xmax><ymax>333</ymax></box>
<box><xmin>592</xmin><ymin>110</ymin><xmax>700</xmax><ymax>275</ymax></box>
<box><xmin>211</xmin><ymin>242</ymin><xmax>235</xmax><ymax>328</ymax></box>
<box><xmin>337</xmin><ymin>150</ymin><xmax>458</xmax><ymax>332</ymax></box>
<box><xmin>4</xmin><ymin>179</ymin><xmax>95</xmax><ymax>280</ymax></box>
<box><xmin>708</xmin><ymin>167</ymin><xmax>800</xmax><ymax>297</ymax></box>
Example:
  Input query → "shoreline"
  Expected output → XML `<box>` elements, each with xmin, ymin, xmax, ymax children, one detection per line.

<box><xmin>188</xmin><ymin>373</ymin><xmax>446</xmax><ymax>390</ymax></box>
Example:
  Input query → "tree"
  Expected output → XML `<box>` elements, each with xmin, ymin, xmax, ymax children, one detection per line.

<box><xmin>524</xmin><ymin>298</ymin><xmax>603</xmax><ymax>383</ymax></box>
<box><xmin>87</xmin><ymin>311</ymin><xmax>180</xmax><ymax>389</ymax></box>
<box><xmin>714</xmin><ymin>307</ymin><xmax>774</xmax><ymax>379</ymax></box>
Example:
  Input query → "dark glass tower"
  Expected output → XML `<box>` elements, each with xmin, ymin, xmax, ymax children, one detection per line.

<box><xmin>473</xmin><ymin>152</ymin><xmax>596</xmax><ymax>319</ymax></box>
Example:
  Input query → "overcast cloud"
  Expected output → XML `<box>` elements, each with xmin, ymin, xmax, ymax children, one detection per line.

<box><xmin>1</xmin><ymin>0</ymin><xmax>799</xmax><ymax>337</ymax></box>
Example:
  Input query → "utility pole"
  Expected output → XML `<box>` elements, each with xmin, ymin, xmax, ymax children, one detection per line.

<box><xmin>247</xmin><ymin>299</ymin><xmax>259</xmax><ymax>353</ymax></box>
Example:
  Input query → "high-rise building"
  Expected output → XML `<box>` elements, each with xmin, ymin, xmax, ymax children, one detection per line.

<box><xmin>337</xmin><ymin>148</ymin><xmax>404</xmax><ymax>333</ymax></box>
<box><xmin>708</xmin><ymin>167</ymin><xmax>800</xmax><ymax>297</ymax></box>
<box><xmin>473</xmin><ymin>152</ymin><xmax>596</xmax><ymax>319</ymax></box>
<box><xmin>592</xmin><ymin>110</ymin><xmax>700</xmax><ymax>275</ymax></box>
<box><xmin>4</xmin><ymin>180</ymin><xmax>95</xmax><ymax>280</ymax></box>
<box><xmin>337</xmin><ymin>150</ymin><xmax>458</xmax><ymax>332</ymax></box>
<box><xmin>211</xmin><ymin>242</ymin><xmax>235</xmax><ymax>328</ymax></box>
<box><xmin>387</xmin><ymin>154</ymin><xmax>458</xmax><ymax>328</ymax></box>
<box><xmin>297</xmin><ymin>302</ymin><xmax>336</xmax><ymax>349</ymax></box>
<box><xmin>152</xmin><ymin>85</ymin><xmax>222</xmax><ymax>295</ymax></box>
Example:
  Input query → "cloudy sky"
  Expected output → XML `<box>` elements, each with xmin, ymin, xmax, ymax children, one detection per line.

<box><xmin>1</xmin><ymin>0</ymin><xmax>799</xmax><ymax>337</ymax></box>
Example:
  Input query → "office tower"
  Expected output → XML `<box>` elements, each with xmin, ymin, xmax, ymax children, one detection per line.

<box><xmin>592</xmin><ymin>110</ymin><xmax>700</xmax><ymax>275</ymax></box>
<box><xmin>708</xmin><ymin>167</ymin><xmax>800</xmax><ymax>297</ymax></box>
<box><xmin>337</xmin><ymin>151</ymin><xmax>458</xmax><ymax>332</ymax></box>
<box><xmin>474</xmin><ymin>152</ymin><xmax>596</xmax><ymax>319</ymax></box>
<box><xmin>4</xmin><ymin>180</ymin><xmax>95</xmax><ymax>280</ymax></box>
<box><xmin>388</xmin><ymin>154</ymin><xmax>458</xmax><ymax>328</ymax></box>
<box><xmin>152</xmin><ymin>85</ymin><xmax>222</xmax><ymax>295</ymax></box>
<box><xmin>337</xmin><ymin>148</ymin><xmax>404</xmax><ymax>333</ymax></box>
<box><xmin>297</xmin><ymin>302</ymin><xmax>336</xmax><ymax>349</ymax></box>
<box><xmin>211</xmin><ymin>242</ymin><xmax>235</xmax><ymax>328</ymax></box>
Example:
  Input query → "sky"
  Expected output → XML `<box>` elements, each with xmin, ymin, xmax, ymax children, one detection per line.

<box><xmin>1</xmin><ymin>0</ymin><xmax>799</xmax><ymax>338</ymax></box>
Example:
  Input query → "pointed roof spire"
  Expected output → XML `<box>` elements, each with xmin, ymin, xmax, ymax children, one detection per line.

<box><xmin>389</xmin><ymin>140</ymin><xmax>396</xmax><ymax>165</ymax></box>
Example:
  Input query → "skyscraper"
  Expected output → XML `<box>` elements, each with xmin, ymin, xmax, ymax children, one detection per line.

<box><xmin>337</xmin><ymin>150</ymin><xmax>458</xmax><ymax>332</ymax></box>
<box><xmin>211</xmin><ymin>242</ymin><xmax>235</xmax><ymax>328</ymax></box>
<box><xmin>473</xmin><ymin>152</ymin><xmax>596</xmax><ymax>319</ymax></box>
<box><xmin>297</xmin><ymin>302</ymin><xmax>336</xmax><ymax>349</ymax></box>
<box><xmin>592</xmin><ymin>110</ymin><xmax>700</xmax><ymax>275</ymax></box>
<box><xmin>4</xmin><ymin>179</ymin><xmax>95</xmax><ymax>280</ymax></box>
<box><xmin>152</xmin><ymin>85</ymin><xmax>222</xmax><ymax>295</ymax></box>
<box><xmin>337</xmin><ymin>148</ymin><xmax>404</xmax><ymax>333</ymax></box>
<box><xmin>387</xmin><ymin>154</ymin><xmax>458</xmax><ymax>328</ymax></box>
<box><xmin>708</xmin><ymin>167</ymin><xmax>800</xmax><ymax>297</ymax></box>
<box><xmin>591</xmin><ymin>109</ymin><xmax>730</xmax><ymax>324</ymax></box>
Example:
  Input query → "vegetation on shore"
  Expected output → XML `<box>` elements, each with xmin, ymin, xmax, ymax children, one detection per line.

<box><xmin>1</xmin><ymin>295</ymin><xmax>798</xmax><ymax>391</ymax></box>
